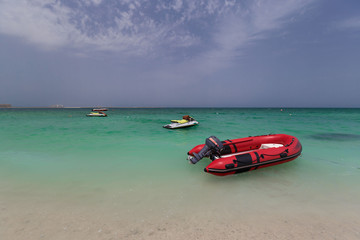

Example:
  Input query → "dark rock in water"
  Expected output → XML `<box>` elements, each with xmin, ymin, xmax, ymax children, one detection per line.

<box><xmin>309</xmin><ymin>133</ymin><xmax>360</xmax><ymax>141</ymax></box>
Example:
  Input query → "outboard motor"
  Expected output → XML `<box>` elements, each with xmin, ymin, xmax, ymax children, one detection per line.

<box><xmin>189</xmin><ymin>136</ymin><xmax>223</xmax><ymax>164</ymax></box>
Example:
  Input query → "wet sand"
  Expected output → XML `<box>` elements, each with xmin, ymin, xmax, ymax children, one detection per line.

<box><xmin>1</xmin><ymin>195</ymin><xmax>359</xmax><ymax>240</ymax></box>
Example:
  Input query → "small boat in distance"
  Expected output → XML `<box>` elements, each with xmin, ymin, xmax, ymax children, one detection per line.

<box><xmin>86</xmin><ymin>111</ymin><xmax>107</xmax><ymax>117</ymax></box>
<box><xmin>92</xmin><ymin>107</ymin><xmax>108</xmax><ymax>111</ymax></box>
<box><xmin>163</xmin><ymin>115</ymin><xmax>198</xmax><ymax>129</ymax></box>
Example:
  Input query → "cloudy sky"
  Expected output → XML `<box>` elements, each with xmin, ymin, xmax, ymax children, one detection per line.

<box><xmin>0</xmin><ymin>0</ymin><xmax>359</xmax><ymax>107</ymax></box>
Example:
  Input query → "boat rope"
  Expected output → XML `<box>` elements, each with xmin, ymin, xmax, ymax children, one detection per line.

<box><xmin>260</xmin><ymin>149</ymin><xmax>289</xmax><ymax>158</ymax></box>
<box><xmin>285</xmin><ymin>138</ymin><xmax>295</xmax><ymax>147</ymax></box>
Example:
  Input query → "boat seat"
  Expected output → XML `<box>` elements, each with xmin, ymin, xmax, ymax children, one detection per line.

<box><xmin>259</xmin><ymin>143</ymin><xmax>284</xmax><ymax>149</ymax></box>
<box><xmin>171</xmin><ymin>119</ymin><xmax>189</xmax><ymax>124</ymax></box>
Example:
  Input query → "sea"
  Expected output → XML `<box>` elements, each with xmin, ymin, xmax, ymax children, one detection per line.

<box><xmin>0</xmin><ymin>108</ymin><xmax>359</xmax><ymax>239</ymax></box>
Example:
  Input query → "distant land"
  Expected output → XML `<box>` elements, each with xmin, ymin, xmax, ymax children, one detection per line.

<box><xmin>1</xmin><ymin>104</ymin><xmax>359</xmax><ymax>109</ymax></box>
<box><xmin>49</xmin><ymin>104</ymin><xmax>64</xmax><ymax>108</ymax></box>
<box><xmin>0</xmin><ymin>104</ymin><xmax>12</xmax><ymax>108</ymax></box>
<box><xmin>0</xmin><ymin>105</ymin><xmax>165</xmax><ymax>108</ymax></box>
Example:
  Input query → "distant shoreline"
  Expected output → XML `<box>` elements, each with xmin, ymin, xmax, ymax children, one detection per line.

<box><xmin>1</xmin><ymin>107</ymin><xmax>360</xmax><ymax>109</ymax></box>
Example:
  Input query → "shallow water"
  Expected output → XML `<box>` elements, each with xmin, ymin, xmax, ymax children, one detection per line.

<box><xmin>0</xmin><ymin>108</ymin><xmax>360</xmax><ymax>239</ymax></box>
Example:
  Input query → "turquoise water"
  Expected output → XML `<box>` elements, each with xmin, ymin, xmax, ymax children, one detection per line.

<box><xmin>1</xmin><ymin>108</ymin><xmax>360</xmax><ymax>232</ymax></box>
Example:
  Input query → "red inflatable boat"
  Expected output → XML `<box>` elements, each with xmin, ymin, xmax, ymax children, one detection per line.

<box><xmin>187</xmin><ymin>134</ymin><xmax>302</xmax><ymax>176</ymax></box>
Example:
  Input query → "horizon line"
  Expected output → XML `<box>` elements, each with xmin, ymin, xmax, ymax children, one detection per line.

<box><xmin>1</xmin><ymin>106</ymin><xmax>360</xmax><ymax>109</ymax></box>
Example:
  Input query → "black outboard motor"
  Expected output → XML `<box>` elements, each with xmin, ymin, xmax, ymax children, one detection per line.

<box><xmin>189</xmin><ymin>136</ymin><xmax>223</xmax><ymax>164</ymax></box>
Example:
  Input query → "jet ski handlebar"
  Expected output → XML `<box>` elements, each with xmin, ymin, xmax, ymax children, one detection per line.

<box><xmin>189</xmin><ymin>136</ymin><xmax>223</xmax><ymax>164</ymax></box>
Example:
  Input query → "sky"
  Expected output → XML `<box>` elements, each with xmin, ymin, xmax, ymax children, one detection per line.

<box><xmin>0</xmin><ymin>0</ymin><xmax>359</xmax><ymax>107</ymax></box>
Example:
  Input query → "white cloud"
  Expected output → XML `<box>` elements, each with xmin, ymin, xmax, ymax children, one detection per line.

<box><xmin>173</xmin><ymin>0</ymin><xmax>183</xmax><ymax>12</ymax></box>
<box><xmin>0</xmin><ymin>0</ymin><xmax>314</xmax><ymax>62</ymax></box>
<box><xmin>181</xmin><ymin>0</ymin><xmax>315</xmax><ymax>78</ymax></box>
<box><xmin>82</xmin><ymin>0</ymin><xmax>103</xmax><ymax>6</ymax></box>
<box><xmin>0</xmin><ymin>0</ymin><xmax>203</xmax><ymax>54</ymax></box>
<box><xmin>335</xmin><ymin>17</ymin><xmax>360</xmax><ymax>30</ymax></box>
<box><xmin>0</xmin><ymin>0</ymin><xmax>75</xmax><ymax>49</ymax></box>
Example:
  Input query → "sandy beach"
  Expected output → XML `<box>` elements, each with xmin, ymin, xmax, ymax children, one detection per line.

<box><xmin>1</xmin><ymin>191</ymin><xmax>359</xmax><ymax>240</ymax></box>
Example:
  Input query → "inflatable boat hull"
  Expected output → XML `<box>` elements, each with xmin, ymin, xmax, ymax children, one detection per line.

<box><xmin>188</xmin><ymin>134</ymin><xmax>302</xmax><ymax>176</ymax></box>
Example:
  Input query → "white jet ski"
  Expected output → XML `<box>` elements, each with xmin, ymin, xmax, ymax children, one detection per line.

<box><xmin>163</xmin><ymin>120</ymin><xmax>198</xmax><ymax>129</ymax></box>
<box><xmin>86</xmin><ymin>111</ymin><xmax>107</xmax><ymax>117</ymax></box>
<box><xmin>163</xmin><ymin>115</ymin><xmax>198</xmax><ymax>129</ymax></box>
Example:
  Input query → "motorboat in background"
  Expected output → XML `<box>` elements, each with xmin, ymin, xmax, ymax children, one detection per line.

<box><xmin>86</xmin><ymin>111</ymin><xmax>107</xmax><ymax>117</ymax></box>
<box><xmin>163</xmin><ymin>115</ymin><xmax>198</xmax><ymax>129</ymax></box>
<box><xmin>92</xmin><ymin>107</ymin><xmax>108</xmax><ymax>111</ymax></box>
